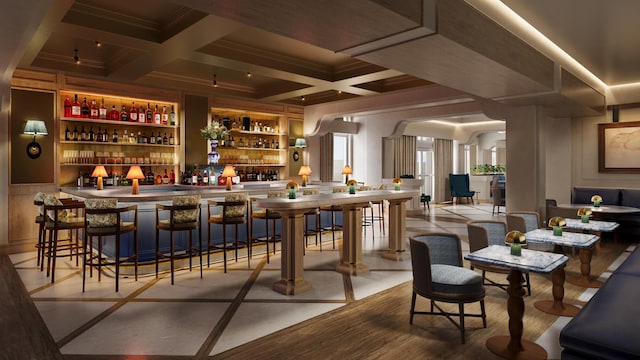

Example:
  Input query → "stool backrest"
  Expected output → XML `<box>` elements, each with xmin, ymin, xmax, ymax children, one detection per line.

<box><xmin>85</xmin><ymin>198</ymin><xmax>118</xmax><ymax>227</ymax></box>
<box><xmin>172</xmin><ymin>195</ymin><xmax>201</xmax><ymax>223</ymax></box>
<box><xmin>224</xmin><ymin>192</ymin><xmax>248</xmax><ymax>218</ymax></box>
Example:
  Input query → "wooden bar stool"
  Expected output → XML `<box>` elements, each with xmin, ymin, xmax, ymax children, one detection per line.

<box><xmin>319</xmin><ymin>186</ymin><xmax>348</xmax><ymax>249</ymax></box>
<box><xmin>207</xmin><ymin>192</ymin><xmax>249</xmax><ymax>273</ymax></box>
<box><xmin>302</xmin><ymin>188</ymin><xmax>321</xmax><ymax>251</ymax></box>
<box><xmin>43</xmin><ymin>195</ymin><xmax>85</xmax><ymax>283</ymax></box>
<box><xmin>155</xmin><ymin>195</ymin><xmax>202</xmax><ymax>284</ymax></box>
<box><xmin>83</xmin><ymin>198</ymin><xmax>138</xmax><ymax>292</ymax></box>
<box><xmin>250</xmin><ymin>190</ymin><xmax>287</xmax><ymax>263</ymax></box>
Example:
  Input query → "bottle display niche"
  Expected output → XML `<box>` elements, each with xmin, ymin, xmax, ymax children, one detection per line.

<box><xmin>209</xmin><ymin>108</ymin><xmax>287</xmax><ymax>182</ymax></box>
<box><xmin>59</xmin><ymin>90</ymin><xmax>180</xmax><ymax>187</ymax></box>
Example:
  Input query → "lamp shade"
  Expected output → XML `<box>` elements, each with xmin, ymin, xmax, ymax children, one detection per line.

<box><xmin>91</xmin><ymin>165</ymin><xmax>108</xmax><ymax>178</ymax></box>
<box><xmin>298</xmin><ymin>165</ymin><xmax>312</xmax><ymax>176</ymax></box>
<box><xmin>294</xmin><ymin>138</ymin><xmax>307</xmax><ymax>148</ymax></box>
<box><xmin>23</xmin><ymin>120</ymin><xmax>48</xmax><ymax>135</ymax></box>
<box><xmin>341</xmin><ymin>165</ymin><xmax>352</xmax><ymax>175</ymax></box>
<box><xmin>221</xmin><ymin>165</ymin><xmax>237</xmax><ymax>178</ymax></box>
<box><xmin>126</xmin><ymin>166</ymin><xmax>145</xmax><ymax>179</ymax></box>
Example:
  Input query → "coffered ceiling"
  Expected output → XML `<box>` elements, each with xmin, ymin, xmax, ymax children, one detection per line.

<box><xmin>13</xmin><ymin>0</ymin><xmax>640</xmax><ymax>109</ymax></box>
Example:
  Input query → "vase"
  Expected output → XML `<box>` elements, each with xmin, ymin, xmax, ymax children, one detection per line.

<box><xmin>553</xmin><ymin>226</ymin><xmax>563</xmax><ymax>236</ymax></box>
<box><xmin>581</xmin><ymin>215</ymin><xmax>590</xmax><ymax>223</ymax></box>
<box><xmin>207</xmin><ymin>139</ymin><xmax>219</xmax><ymax>165</ymax></box>
<box><xmin>510</xmin><ymin>243</ymin><xmax>521</xmax><ymax>256</ymax></box>
<box><xmin>593</xmin><ymin>201</ymin><xmax>601</xmax><ymax>208</ymax></box>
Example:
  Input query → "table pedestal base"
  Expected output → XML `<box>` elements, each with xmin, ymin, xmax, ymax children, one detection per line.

<box><xmin>272</xmin><ymin>279</ymin><xmax>312</xmax><ymax>295</ymax></box>
<box><xmin>381</xmin><ymin>250</ymin><xmax>409</xmax><ymax>261</ymax></box>
<box><xmin>566</xmin><ymin>276</ymin><xmax>602</xmax><ymax>288</ymax></box>
<box><xmin>336</xmin><ymin>262</ymin><xmax>369</xmax><ymax>275</ymax></box>
<box><xmin>486</xmin><ymin>336</ymin><xmax>547</xmax><ymax>360</ymax></box>
<box><xmin>534</xmin><ymin>300</ymin><xmax>580</xmax><ymax>317</ymax></box>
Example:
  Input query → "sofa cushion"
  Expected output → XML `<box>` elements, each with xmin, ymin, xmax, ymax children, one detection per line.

<box><xmin>615</xmin><ymin>247</ymin><xmax>640</xmax><ymax>276</ymax></box>
<box><xmin>572</xmin><ymin>187</ymin><xmax>621</xmax><ymax>205</ymax></box>
<box><xmin>559</xmin><ymin>273</ymin><xmax>640</xmax><ymax>360</ymax></box>
<box><xmin>621</xmin><ymin>189</ymin><xmax>640</xmax><ymax>208</ymax></box>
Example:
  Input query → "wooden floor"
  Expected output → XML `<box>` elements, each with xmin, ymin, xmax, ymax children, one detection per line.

<box><xmin>0</xmin><ymin>235</ymin><xmax>628</xmax><ymax>359</ymax></box>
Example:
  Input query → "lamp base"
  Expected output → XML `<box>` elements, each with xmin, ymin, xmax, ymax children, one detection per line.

<box><xmin>225</xmin><ymin>177</ymin><xmax>232</xmax><ymax>191</ymax></box>
<box><xmin>131</xmin><ymin>179</ymin><xmax>139</xmax><ymax>195</ymax></box>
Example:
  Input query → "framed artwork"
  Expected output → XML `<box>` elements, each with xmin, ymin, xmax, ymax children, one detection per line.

<box><xmin>598</xmin><ymin>121</ymin><xmax>640</xmax><ymax>173</ymax></box>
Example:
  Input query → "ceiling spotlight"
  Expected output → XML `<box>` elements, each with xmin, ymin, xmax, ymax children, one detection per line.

<box><xmin>95</xmin><ymin>40</ymin><xmax>102</xmax><ymax>48</ymax></box>
<box><xmin>301</xmin><ymin>96</ymin><xmax>305</xmax><ymax>101</ymax></box>
<box><xmin>73</xmin><ymin>48</ymin><xmax>80</xmax><ymax>64</ymax></box>
<box><xmin>246</xmin><ymin>72</ymin><xmax>252</xmax><ymax>78</ymax></box>
<box><xmin>337</xmin><ymin>90</ymin><xmax>342</xmax><ymax>94</ymax></box>
<box><xmin>213</xmin><ymin>73</ymin><xmax>218</xmax><ymax>87</ymax></box>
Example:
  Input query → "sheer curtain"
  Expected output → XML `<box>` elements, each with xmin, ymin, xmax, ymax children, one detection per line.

<box><xmin>434</xmin><ymin>138</ymin><xmax>453</xmax><ymax>203</ymax></box>
<box><xmin>319</xmin><ymin>133</ymin><xmax>333</xmax><ymax>182</ymax></box>
<box><xmin>393</xmin><ymin>135</ymin><xmax>416</xmax><ymax>177</ymax></box>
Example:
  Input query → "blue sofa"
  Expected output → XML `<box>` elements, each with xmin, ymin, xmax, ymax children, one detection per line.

<box><xmin>570</xmin><ymin>187</ymin><xmax>640</xmax><ymax>236</ymax></box>
<box><xmin>559</xmin><ymin>246</ymin><xmax>640</xmax><ymax>359</ymax></box>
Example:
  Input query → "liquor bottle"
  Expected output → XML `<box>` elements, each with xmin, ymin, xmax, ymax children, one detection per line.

<box><xmin>122</xmin><ymin>130</ymin><xmax>128</xmax><ymax>143</ymax></box>
<box><xmin>161</xmin><ymin>105</ymin><xmax>168</xmax><ymax>125</ymax></box>
<box><xmin>77</xmin><ymin>171</ymin><xmax>84</xmax><ymax>188</ymax></box>
<box><xmin>130</xmin><ymin>131</ymin><xmax>136</xmax><ymax>143</ymax></box>
<box><xmin>99</xmin><ymin>98</ymin><xmax>107</xmax><ymax>119</ymax></box>
<box><xmin>153</xmin><ymin>104</ymin><xmax>161</xmax><ymax>124</ymax></box>
<box><xmin>149</xmin><ymin>131</ymin><xmax>156</xmax><ymax>144</ymax></box>
<box><xmin>197</xmin><ymin>169</ymin><xmax>203</xmax><ymax>185</ymax></box>
<box><xmin>275</xmin><ymin>140</ymin><xmax>279</xmax><ymax>149</ymax></box>
<box><xmin>271</xmin><ymin>139</ymin><xmax>275</xmax><ymax>149</ymax></box>
<box><xmin>71</xmin><ymin>94</ymin><xmax>81</xmax><ymax>118</ymax></box>
<box><xmin>146</xmin><ymin>168</ymin><xmax>155</xmax><ymax>185</ymax></box>
<box><xmin>109</xmin><ymin>105</ymin><xmax>119</xmax><ymax>120</ymax></box>
<box><xmin>146</xmin><ymin>102</ymin><xmax>153</xmax><ymax>123</ymax></box>
<box><xmin>163</xmin><ymin>132</ymin><xmax>168</xmax><ymax>145</ymax></box>
<box><xmin>138</xmin><ymin>106</ymin><xmax>145</xmax><ymax>124</ymax></box>
<box><xmin>229</xmin><ymin>136</ymin><xmax>234</xmax><ymax>147</ymax></box>
<box><xmin>169</xmin><ymin>169</ymin><xmax>175</xmax><ymax>184</ymax></box>
<box><xmin>112</xmin><ymin>129</ymin><xmax>118</xmax><ymax>143</ymax></box>
<box><xmin>64</xmin><ymin>96</ymin><xmax>72</xmax><ymax>117</ymax></box>
<box><xmin>169</xmin><ymin>133</ymin><xmax>174</xmax><ymax>145</ymax></box>
<box><xmin>80</xmin><ymin>126</ymin><xmax>87</xmax><ymax>141</ymax></box>
<box><xmin>141</xmin><ymin>132</ymin><xmax>147</xmax><ymax>144</ymax></box>
<box><xmin>73</xmin><ymin>126</ymin><xmax>78</xmax><ymax>141</ymax></box>
<box><xmin>120</xmin><ymin>105</ymin><xmax>128</xmax><ymax>122</ymax></box>
<box><xmin>64</xmin><ymin>126</ymin><xmax>70</xmax><ymax>141</ymax></box>
<box><xmin>89</xmin><ymin>126</ymin><xmax>95</xmax><ymax>142</ymax></box>
<box><xmin>202</xmin><ymin>170</ymin><xmax>209</xmax><ymax>186</ymax></box>
<box><xmin>137</xmin><ymin>131</ymin><xmax>142</xmax><ymax>144</ymax></box>
<box><xmin>81</xmin><ymin>97</ymin><xmax>90</xmax><ymax>118</ymax></box>
<box><xmin>169</xmin><ymin>105</ymin><xmax>176</xmax><ymax>126</ymax></box>
<box><xmin>129</xmin><ymin>102</ymin><xmax>138</xmax><ymax>122</ymax></box>
<box><xmin>90</xmin><ymin>99</ymin><xmax>99</xmax><ymax>119</ymax></box>
<box><xmin>191</xmin><ymin>166</ymin><xmax>197</xmax><ymax>185</ymax></box>
<box><xmin>162</xmin><ymin>169</ymin><xmax>169</xmax><ymax>184</ymax></box>
<box><xmin>156</xmin><ymin>132</ymin><xmax>162</xmax><ymax>144</ymax></box>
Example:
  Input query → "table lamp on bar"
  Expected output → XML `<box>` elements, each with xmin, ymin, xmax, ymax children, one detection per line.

<box><xmin>92</xmin><ymin>165</ymin><xmax>108</xmax><ymax>190</ymax></box>
<box><xmin>342</xmin><ymin>165</ymin><xmax>352</xmax><ymax>184</ymax></box>
<box><xmin>298</xmin><ymin>165</ymin><xmax>312</xmax><ymax>187</ymax></box>
<box><xmin>126</xmin><ymin>165</ymin><xmax>145</xmax><ymax>195</ymax></box>
<box><xmin>221</xmin><ymin>165</ymin><xmax>237</xmax><ymax>191</ymax></box>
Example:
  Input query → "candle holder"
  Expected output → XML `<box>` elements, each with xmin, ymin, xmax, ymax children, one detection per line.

<box><xmin>553</xmin><ymin>226</ymin><xmax>563</xmax><ymax>236</ymax></box>
<box><xmin>349</xmin><ymin>185</ymin><xmax>356</xmax><ymax>194</ymax></box>
<box><xmin>288</xmin><ymin>188</ymin><xmax>296</xmax><ymax>199</ymax></box>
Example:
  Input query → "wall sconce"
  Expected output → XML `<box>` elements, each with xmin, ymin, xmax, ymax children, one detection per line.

<box><xmin>92</xmin><ymin>165</ymin><xmax>108</xmax><ymax>190</ymax></box>
<box><xmin>126</xmin><ymin>166</ymin><xmax>145</xmax><ymax>195</ymax></box>
<box><xmin>342</xmin><ymin>165</ymin><xmax>353</xmax><ymax>184</ymax></box>
<box><xmin>23</xmin><ymin>119</ymin><xmax>48</xmax><ymax>159</ymax></box>
<box><xmin>298</xmin><ymin>165</ymin><xmax>312</xmax><ymax>187</ymax></box>
<box><xmin>293</xmin><ymin>138</ymin><xmax>306</xmax><ymax>162</ymax></box>
<box><xmin>221</xmin><ymin>165</ymin><xmax>237</xmax><ymax>191</ymax></box>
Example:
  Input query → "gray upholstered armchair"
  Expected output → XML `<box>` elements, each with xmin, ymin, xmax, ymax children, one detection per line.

<box><xmin>409</xmin><ymin>232</ymin><xmax>487</xmax><ymax>344</ymax></box>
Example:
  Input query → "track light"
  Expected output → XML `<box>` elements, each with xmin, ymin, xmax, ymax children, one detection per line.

<box><xmin>73</xmin><ymin>48</ymin><xmax>80</xmax><ymax>64</ymax></box>
<box><xmin>213</xmin><ymin>73</ymin><xmax>218</xmax><ymax>87</ymax></box>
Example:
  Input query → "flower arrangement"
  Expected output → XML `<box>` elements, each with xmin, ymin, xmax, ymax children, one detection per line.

<box><xmin>505</xmin><ymin>230</ymin><xmax>526</xmax><ymax>256</ymax></box>
<box><xmin>392</xmin><ymin>177</ymin><xmax>402</xmax><ymax>190</ymax></box>
<box><xmin>549</xmin><ymin>216</ymin><xmax>566</xmax><ymax>236</ymax></box>
<box><xmin>286</xmin><ymin>181</ymin><xmax>299</xmax><ymax>190</ymax></box>
<box><xmin>577</xmin><ymin>208</ymin><xmax>592</xmax><ymax>223</ymax></box>
<box><xmin>200</xmin><ymin>121</ymin><xmax>229</xmax><ymax>140</ymax></box>
<box><xmin>346</xmin><ymin>179</ymin><xmax>358</xmax><ymax>187</ymax></box>
<box><xmin>591</xmin><ymin>194</ymin><xmax>602</xmax><ymax>207</ymax></box>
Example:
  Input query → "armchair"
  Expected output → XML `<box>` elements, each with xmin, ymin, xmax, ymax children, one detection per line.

<box><xmin>449</xmin><ymin>174</ymin><xmax>475</xmax><ymax>204</ymax></box>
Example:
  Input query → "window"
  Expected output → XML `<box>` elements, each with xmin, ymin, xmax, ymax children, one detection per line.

<box><xmin>416</xmin><ymin>137</ymin><xmax>434</xmax><ymax>196</ymax></box>
<box><xmin>333</xmin><ymin>134</ymin><xmax>351</xmax><ymax>182</ymax></box>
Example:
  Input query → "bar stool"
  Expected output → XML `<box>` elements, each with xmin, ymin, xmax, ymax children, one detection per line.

<box><xmin>34</xmin><ymin>192</ymin><xmax>47</xmax><ymax>269</ymax></box>
<box><xmin>43</xmin><ymin>195</ymin><xmax>85</xmax><ymax>283</ymax></box>
<box><xmin>302</xmin><ymin>188</ymin><xmax>321</xmax><ymax>251</ymax></box>
<box><xmin>250</xmin><ymin>190</ymin><xmax>287</xmax><ymax>263</ymax></box>
<box><xmin>359</xmin><ymin>185</ymin><xmax>375</xmax><ymax>238</ymax></box>
<box><xmin>83</xmin><ymin>198</ymin><xmax>138</xmax><ymax>292</ymax></box>
<box><xmin>156</xmin><ymin>195</ymin><xmax>202</xmax><ymax>284</ymax></box>
<box><xmin>319</xmin><ymin>186</ymin><xmax>348</xmax><ymax>249</ymax></box>
<box><xmin>207</xmin><ymin>192</ymin><xmax>249</xmax><ymax>273</ymax></box>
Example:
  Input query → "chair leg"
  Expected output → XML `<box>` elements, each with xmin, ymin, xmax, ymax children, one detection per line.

<box><xmin>207</xmin><ymin>222</ymin><xmax>211</xmax><ymax>267</ymax></box>
<box><xmin>134</xmin><ymin>229</ymin><xmax>138</xmax><ymax>282</ymax></box>
<box><xmin>170</xmin><ymin>231</ymin><xmax>175</xmax><ymax>285</ymax></box>
<box><xmin>199</xmin><ymin>227</ymin><xmax>203</xmax><ymax>279</ymax></box>
<box><xmin>155</xmin><ymin>227</ymin><xmax>160</xmax><ymax>278</ymax></box>
<box><xmin>459</xmin><ymin>303</ymin><xmax>465</xmax><ymax>344</ymax></box>
<box><xmin>188</xmin><ymin>229</ymin><xmax>193</xmax><ymax>272</ymax></box>
<box><xmin>480</xmin><ymin>300</ymin><xmax>487</xmax><ymax>328</ymax></box>
<box><xmin>82</xmin><ymin>231</ymin><xmax>88</xmax><ymax>292</ymax></box>
<box><xmin>525</xmin><ymin>272</ymin><xmax>532</xmax><ymax>296</ymax></box>
<box><xmin>115</xmin><ymin>234</ymin><xmax>120</xmax><ymax>292</ymax></box>
<box><xmin>222</xmin><ymin>224</ymin><xmax>227</xmax><ymax>273</ymax></box>
<box><xmin>409</xmin><ymin>291</ymin><xmax>416</xmax><ymax>324</ymax></box>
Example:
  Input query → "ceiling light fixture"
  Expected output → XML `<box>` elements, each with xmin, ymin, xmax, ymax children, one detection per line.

<box><xmin>300</xmin><ymin>96</ymin><xmax>305</xmax><ymax>101</ymax></box>
<box><xmin>73</xmin><ymin>48</ymin><xmax>80</xmax><ymax>64</ymax></box>
<box><xmin>246</xmin><ymin>72</ymin><xmax>252</xmax><ymax>78</ymax></box>
<box><xmin>337</xmin><ymin>90</ymin><xmax>342</xmax><ymax>94</ymax></box>
<box><xmin>213</xmin><ymin>73</ymin><xmax>218</xmax><ymax>87</ymax></box>
<box><xmin>95</xmin><ymin>40</ymin><xmax>102</xmax><ymax>48</ymax></box>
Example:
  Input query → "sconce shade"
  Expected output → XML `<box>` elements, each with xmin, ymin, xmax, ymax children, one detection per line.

<box><xmin>126</xmin><ymin>165</ymin><xmax>145</xmax><ymax>195</ymax></box>
<box><xmin>341</xmin><ymin>165</ymin><xmax>353</xmax><ymax>175</ymax></box>
<box><xmin>298</xmin><ymin>165</ymin><xmax>312</xmax><ymax>176</ymax></box>
<box><xmin>294</xmin><ymin>138</ymin><xmax>307</xmax><ymax>148</ymax></box>
<box><xmin>23</xmin><ymin>120</ymin><xmax>48</xmax><ymax>135</ymax></box>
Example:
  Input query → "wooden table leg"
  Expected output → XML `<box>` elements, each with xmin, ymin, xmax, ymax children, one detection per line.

<box><xmin>486</xmin><ymin>269</ymin><xmax>548</xmax><ymax>360</ymax></box>
<box><xmin>382</xmin><ymin>198</ymin><xmax>410</xmax><ymax>261</ymax></box>
<box><xmin>566</xmin><ymin>247</ymin><xmax>603</xmax><ymax>288</ymax></box>
<box><xmin>534</xmin><ymin>265</ymin><xmax>580</xmax><ymax>317</ymax></box>
<box><xmin>272</xmin><ymin>209</ymin><xmax>312</xmax><ymax>295</ymax></box>
<box><xmin>336</xmin><ymin>203</ymin><xmax>369</xmax><ymax>275</ymax></box>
